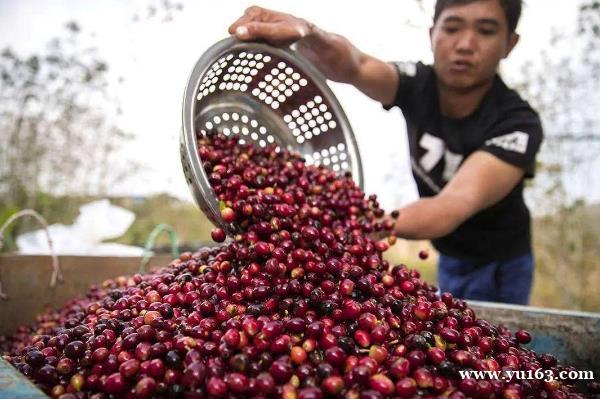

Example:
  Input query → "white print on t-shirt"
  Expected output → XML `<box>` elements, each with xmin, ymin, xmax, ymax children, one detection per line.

<box><xmin>394</xmin><ymin>61</ymin><xmax>417</xmax><ymax>77</ymax></box>
<box><xmin>485</xmin><ymin>131</ymin><xmax>529</xmax><ymax>154</ymax></box>
<box><xmin>418</xmin><ymin>133</ymin><xmax>464</xmax><ymax>181</ymax></box>
<box><xmin>443</xmin><ymin>150</ymin><xmax>463</xmax><ymax>181</ymax></box>
<box><xmin>419</xmin><ymin>133</ymin><xmax>445</xmax><ymax>171</ymax></box>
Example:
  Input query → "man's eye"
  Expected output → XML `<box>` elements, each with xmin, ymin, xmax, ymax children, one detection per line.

<box><xmin>443</xmin><ymin>26</ymin><xmax>459</xmax><ymax>34</ymax></box>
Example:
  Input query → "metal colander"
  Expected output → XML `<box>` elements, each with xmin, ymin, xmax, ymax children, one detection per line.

<box><xmin>181</xmin><ymin>37</ymin><xmax>363</xmax><ymax>233</ymax></box>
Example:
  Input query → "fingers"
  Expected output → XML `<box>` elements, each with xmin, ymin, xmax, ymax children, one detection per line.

<box><xmin>229</xmin><ymin>6</ymin><xmax>277</xmax><ymax>36</ymax></box>
<box><xmin>244</xmin><ymin>5</ymin><xmax>264</xmax><ymax>17</ymax></box>
<box><xmin>228</xmin><ymin>15</ymin><xmax>255</xmax><ymax>36</ymax></box>
<box><xmin>235</xmin><ymin>21</ymin><xmax>306</xmax><ymax>46</ymax></box>
<box><xmin>228</xmin><ymin>6</ymin><xmax>262</xmax><ymax>35</ymax></box>
<box><xmin>228</xmin><ymin>6</ymin><xmax>307</xmax><ymax>46</ymax></box>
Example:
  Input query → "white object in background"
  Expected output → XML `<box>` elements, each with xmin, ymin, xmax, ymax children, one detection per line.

<box><xmin>16</xmin><ymin>199</ymin><xmax>144</xmax><ymax>256</ymax></box>
<box><xmin>74</xmin><ymin>199</ymin><xmax>136</xmax><ymax>244</ymax></box>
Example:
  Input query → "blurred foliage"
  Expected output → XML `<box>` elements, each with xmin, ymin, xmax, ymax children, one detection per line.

<box><xmin>110</xmin><ymin>194</ymin><xmax>212</xmax><ymax>248</ymax></box>
<box><xmin>509</xmin><ymin>1</ymin><xmax>600</xmax><ymax>312</ymax></box>
<box><xmin>132</xmin><ymin>0</ymin><xmax>184</xmax><ymax>23</ymax></box>
<box><xmin>0</xmin><ymin>22</ymin><xmax>139</xmax><ymax>229</ymax></box>
<box><xmin>531</xmin><ymin>202</ymin><xmax>600</xmax><ymax>311</ymax></box>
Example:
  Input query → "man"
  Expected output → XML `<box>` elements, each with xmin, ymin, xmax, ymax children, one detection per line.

<box><xmin>228</xmin><ymin>0</ymin><xmax>543</xmax><ymax>305</ymax></box>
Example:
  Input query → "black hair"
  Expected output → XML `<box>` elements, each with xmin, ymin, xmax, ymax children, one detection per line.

<box><xmin>434</xmin><ymin>0</ymin><xmax>522</xmax><ymax>33</ymax></box>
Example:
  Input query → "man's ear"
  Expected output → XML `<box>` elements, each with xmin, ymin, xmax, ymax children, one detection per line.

<box><xmin>504</xmin><ymin>33</ymin><xmax>520</xmax><ymax>58</ymax></box>
<box><xmin>429</xmin><ymin>26</ymin><xmax>434</xmax><ymax>52</ymax></box>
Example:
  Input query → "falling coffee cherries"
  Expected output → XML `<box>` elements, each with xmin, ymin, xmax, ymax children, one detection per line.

<box><xmin>2</xmin><ymin>133</ymin><xmax>595</xmax><ymax>398</ymax></box>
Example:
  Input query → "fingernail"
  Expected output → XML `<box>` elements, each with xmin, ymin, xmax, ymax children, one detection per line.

<box><xmin>296</xmin><ymin>26</ymin><xmax>308</xmax><ymax>38</ymax></box>
<box><xmin>236</xmin><ymin>26</ymin><xmax>248</xmax><ymax>38</ymax></box>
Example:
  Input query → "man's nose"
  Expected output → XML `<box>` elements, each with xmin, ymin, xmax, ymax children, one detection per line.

<box><xmin>455</xmin><ymin>31</ymin><xmax>477</xmax><ymax>54</ymax></box>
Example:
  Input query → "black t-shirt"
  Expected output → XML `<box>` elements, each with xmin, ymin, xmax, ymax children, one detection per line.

<box><xmin>384</xmin><ymin>62</ymin><xmax>543</xmax><ymax>262</ymax></box>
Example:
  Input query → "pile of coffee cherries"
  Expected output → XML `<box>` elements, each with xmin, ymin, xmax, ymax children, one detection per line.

<box><xmin>3</xmin><ymin>133</ymin><xmax>598</xmax><ymax>398</ymax></box>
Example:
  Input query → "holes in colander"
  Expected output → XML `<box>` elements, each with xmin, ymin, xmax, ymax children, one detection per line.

<box><xmin>198</xmin><ymin>51</ymin><xmax>268</xmax><ymax>101</ymax></box>
<box><xmin>201</xmin><ymin>112</ymin><xmax>276</xmax><ymax>150</ymax></box>
<box><xmin>252</xmin><ymin>60</ymin><xmax>303</xmax><ymax>109</ymax></box>
<box><xmin>198</xmin><ymin>58</ymin><xmax>227</xmax><ymax>100</ymax></box>
<box><xmin>284</xmin><ymin>96</ymin><xmax>338</xmax><ymax>144</ymax></box>
<box><xmin>304</xmin><ymin>143</ymin><xmax>350</xmax><ymax>174</ymax></box>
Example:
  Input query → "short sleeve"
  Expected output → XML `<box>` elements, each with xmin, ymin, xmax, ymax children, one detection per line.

<box><xmin>479</xmin><ymin>105</ymin><xmax>544</xmax><ymax>178</ymax></box>
<box><xmin>382</xmin><ymin>61</ymin><xmax>433</xmax><ymax>115</ymax></box>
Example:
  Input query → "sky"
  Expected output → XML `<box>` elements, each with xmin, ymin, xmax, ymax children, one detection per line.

<box><xmin>0</xmin><ymin>0</ymin><xmax>597</xmax><ymax>211</ymax></box>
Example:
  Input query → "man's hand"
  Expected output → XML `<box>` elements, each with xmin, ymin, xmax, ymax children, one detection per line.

<box><xmin>389</xmin><ymin>151</ymin><xmax>525</xmax><ymax>240</ymax></box>
<box><xmin>227</xmin><ymin>6</ymin><xmax>398</xmax><ymax>104</ymax></box>
<box><xmin>228</xmin><ymin>6</ymin><xmax>311</xmax><ymax>47</ymax></box>
<box><xmin>228</xmin><ymin>6</ymin><xmax>361</xmax><ymax>84</ymax></box>
<box><xmin>369</xmin><ymin>212</ymin><xmax>399</xmax><ymax>242</ymax></box>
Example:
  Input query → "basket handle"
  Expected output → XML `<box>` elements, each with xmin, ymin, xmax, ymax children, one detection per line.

<box><xmin>0</xmin><ymin>209</ymin><xmax>63</xmax><ymax>300</ymax></box>
<box><xmin>139</xmin><ymin>224</ymin><xmax>179</xmax><ymax>273</ymax></box>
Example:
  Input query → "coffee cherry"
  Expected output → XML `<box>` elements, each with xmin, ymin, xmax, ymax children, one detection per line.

<box><xmin>211</xmin><ymin>228</ymin><xmax>226</xmax><ymax>243</ymax></box>
<box><xmin>395</xmin><ymin>377</ymin><xmax>417</xmax><ymax>397</ymax></box>
<box><xmin>221</xmin><ymin>207</ymin><xmax>236</xmax><ymax>223</ymax></box>
<box><xmin>63</xmin><ymin>341</ymin><xmax>85</xmax><ymax>359</ymax></box>
<box><xmin>515</xmin><ymin>329</ymin><xmax>532</xmax><ymax>344</ymax></box>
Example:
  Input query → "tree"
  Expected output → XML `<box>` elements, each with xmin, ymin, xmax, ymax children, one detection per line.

<box><xmin>0</xmin><ymin>22</ymin><xmax>139</xmax><ymax>246</ymax></box>
<box><xmin>132</xmin><ymin>0</ymin><xmax>184</xmax><ymax>23</ymax></box>
<box><xmin>0</xmin><ymin>0</ymin><xmax>187</xmax><ymax>250</ymax></box>
<box><xmin>505</xmin><ymin>0</ymin><xmax>600</xmax><ymax>311</ymax></box>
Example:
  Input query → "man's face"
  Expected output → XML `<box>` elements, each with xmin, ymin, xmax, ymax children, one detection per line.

<box><xmin>430</xmin><ymin>0</ymin><xmax>519</xmax><ymax>91</ymax></box>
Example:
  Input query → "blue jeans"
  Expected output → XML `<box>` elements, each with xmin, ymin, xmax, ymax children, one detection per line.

<box><xmin>437</xmin><ymin>253</ymin><xmax>534</xmax><ymax>305</ymax></box>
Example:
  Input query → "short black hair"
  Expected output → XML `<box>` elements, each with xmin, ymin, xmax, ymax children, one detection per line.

<box><xmin>434</xmin><ymin>0</ymin><xmax>522</xmax><ymax>33</ymax></box>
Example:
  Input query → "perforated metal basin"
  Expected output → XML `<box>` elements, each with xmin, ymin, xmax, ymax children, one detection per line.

<box><xmin>181</xmin><ymin>37</ymin><xmax>363</xmax><ymax>233</ymax></box>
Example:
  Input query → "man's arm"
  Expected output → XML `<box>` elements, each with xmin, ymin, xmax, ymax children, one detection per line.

<box><xmin>349</xmin><ymin>53</ymin><xmax>399</xmax><ymax>105</ymax></box>
<box><xmin>228</xmin><ymin>6</ymin><xmax>398</xmax><ymax>104</ymax></box>
<box><xmin>392</xmin><ymin>151</ymin><xmax>525</xmax><ymax>240</ymax></box>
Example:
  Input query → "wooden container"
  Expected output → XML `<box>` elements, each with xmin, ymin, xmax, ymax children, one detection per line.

<box><xmin>0</xmin><ymin>255</ymin><xmax>173</xmax><ymax>336</ymax></box>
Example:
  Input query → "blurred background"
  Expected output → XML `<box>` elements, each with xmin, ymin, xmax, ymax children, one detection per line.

<box><xmin>0</xmin><ymin>0</ymin><xmax>598</xmax><ymax>311</ymax></box>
